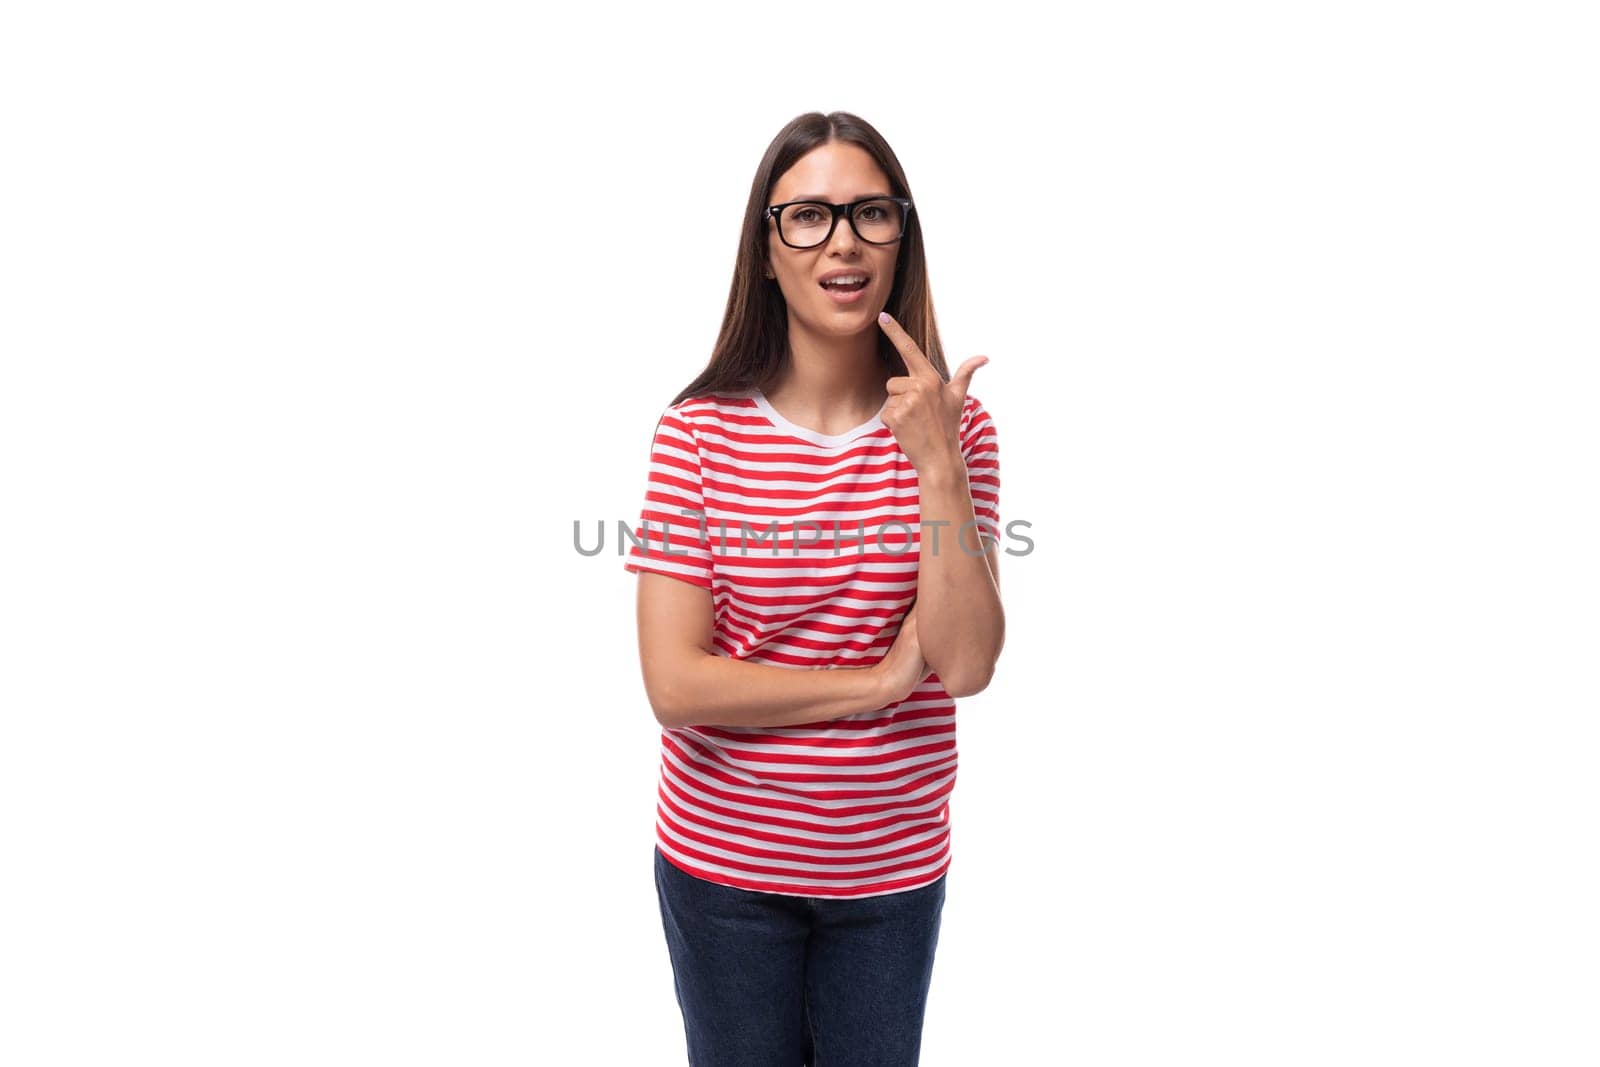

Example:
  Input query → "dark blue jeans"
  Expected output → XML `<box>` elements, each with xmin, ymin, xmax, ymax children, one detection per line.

<box><xmin>653</xmin><ymin>846</ymin><xmax>947</xmax><ymax>1066</ymax></box>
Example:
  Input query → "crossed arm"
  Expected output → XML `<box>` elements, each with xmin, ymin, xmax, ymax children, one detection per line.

<box><xmin>634</xmin><ymin>488</ymin><xmax>1003</xmax><ymax>731</ymax></box>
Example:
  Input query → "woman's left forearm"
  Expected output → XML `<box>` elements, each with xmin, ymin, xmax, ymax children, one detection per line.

<box><xmin>914</xmin><ymin>450</ymin><xmax>1004</xmax><ymax>697</ymax></box>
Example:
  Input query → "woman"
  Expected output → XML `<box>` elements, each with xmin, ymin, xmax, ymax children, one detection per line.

<box><xmin>624</xmin><ymin>110</ymin><xmax>1004</xmax><ymax>1066</ymax></box>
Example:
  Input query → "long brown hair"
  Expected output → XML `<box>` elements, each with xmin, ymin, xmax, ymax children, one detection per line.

<box><xmin>668</xmin><ymin>111</ymin><xmax>950</xmax><ymax>408</ymax></box>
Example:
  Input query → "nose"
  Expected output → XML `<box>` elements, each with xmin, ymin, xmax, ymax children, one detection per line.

<box><xmin>823</xmin><ymin>206</ymin><xmax>863</xmax><ymax>256</ymax></box>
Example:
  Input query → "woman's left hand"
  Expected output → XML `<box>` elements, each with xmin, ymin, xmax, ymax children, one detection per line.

<box><xmin>876</xmin><ymin>311</ymin><xmax>989</xmax><ymax>477</ymax></box>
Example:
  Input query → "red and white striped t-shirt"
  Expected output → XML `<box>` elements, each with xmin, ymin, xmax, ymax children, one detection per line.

<box><xmin>624</xmin><ymin>386</ymin><xmax>1000</xmax><ymax>899</ymax></box>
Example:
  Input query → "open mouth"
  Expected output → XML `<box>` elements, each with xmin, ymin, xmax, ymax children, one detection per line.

<box><xmin>819</xmin><ymin>274</ymin><xmax>871</xmax><ymax>304</ymax></box>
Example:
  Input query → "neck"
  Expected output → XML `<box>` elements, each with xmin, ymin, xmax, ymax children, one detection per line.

<box><xmin>765</xmin><ymin>317</ymin><xmax>891</xmax><ymax>429</ymax></box>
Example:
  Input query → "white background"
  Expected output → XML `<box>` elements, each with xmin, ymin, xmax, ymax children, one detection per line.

<box><xmin>3</xmin><ymin>2</ymin><xmax>1596</xmax><ymax>1064</ymax></box>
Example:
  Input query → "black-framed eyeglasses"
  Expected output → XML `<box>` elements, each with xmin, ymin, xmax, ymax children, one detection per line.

<box><xmin>764</xmin><ymin>196</ymin><xmax>914</xmax><ymax>249</ymax></box>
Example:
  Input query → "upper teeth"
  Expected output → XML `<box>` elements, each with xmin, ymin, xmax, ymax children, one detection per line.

<box><xmin>822</xmin><ymin>275</ymin><xmax>867</xmax><ymax>287</ymax></box>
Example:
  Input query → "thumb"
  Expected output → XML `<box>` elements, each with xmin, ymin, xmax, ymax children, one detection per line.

<box><xmin>949</xmin><ymin>355</ymin><xmax>989</xmax><ymax>399</ymax></box>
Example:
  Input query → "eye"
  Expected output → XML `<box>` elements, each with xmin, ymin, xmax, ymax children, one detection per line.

<box><xmin>793</xmin><ymin>207</ymin><xmax>823</xmax><ymax>223</ymax></box>
<box><xmin>858</xmin><ymin>206</ymin><xmax>884</xmax><ymax>221</ymax></box>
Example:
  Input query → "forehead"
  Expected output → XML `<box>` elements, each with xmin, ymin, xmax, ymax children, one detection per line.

<box><xmin>771</xmin><ymin>142</ymin><xmax>892</xmax><ymax>203</ymax></box>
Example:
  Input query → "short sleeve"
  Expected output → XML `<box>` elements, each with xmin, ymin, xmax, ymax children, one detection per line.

<box><xmin>623</xmin><ymin>406</ymin><xmax>715</xmax><ymax>589</ymax></box>
<box><xmin>960</xmin><ymin>395</ymin><xmax>1000</xmax><ymax>550</ymax></box>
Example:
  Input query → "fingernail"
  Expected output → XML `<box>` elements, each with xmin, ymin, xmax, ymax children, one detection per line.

<box><xmin>878</xmin><ymin>312</ymin><xmax>891</xmax><ymax>324</ymax></box>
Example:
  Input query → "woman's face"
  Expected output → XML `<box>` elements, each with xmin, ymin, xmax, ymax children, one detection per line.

<box><xmin>765</xmin><ymin>142</ymin><xmax>901</xmax><ymax>338</ymax></box>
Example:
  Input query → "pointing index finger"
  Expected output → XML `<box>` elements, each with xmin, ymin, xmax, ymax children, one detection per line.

<box><xmin>877</xmin><ymin>311</ymin><xmax>941</xmax><ymax>382</ymax></box>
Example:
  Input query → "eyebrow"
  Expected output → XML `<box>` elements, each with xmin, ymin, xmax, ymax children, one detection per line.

<box><xmin>785</xmin><ymin>192</ymin><xmax>894</xmax><ymax>203</ymax></box>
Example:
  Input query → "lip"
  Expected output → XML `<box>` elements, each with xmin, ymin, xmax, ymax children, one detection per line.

<box><xmin>817</xmin><ymin>268</ymin><xmax>872</xmax><ymax>306</ymax></box>
<box><xmin>821</xmin><ymin>283</ymin><xmax>869</xmax><ymax>305</ymax></box>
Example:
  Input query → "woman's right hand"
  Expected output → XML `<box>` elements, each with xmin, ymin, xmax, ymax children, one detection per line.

<box><xmin>874</xmin><ymin>602</ymin><xmax>929</xmax><ymax>707</ymax></box>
